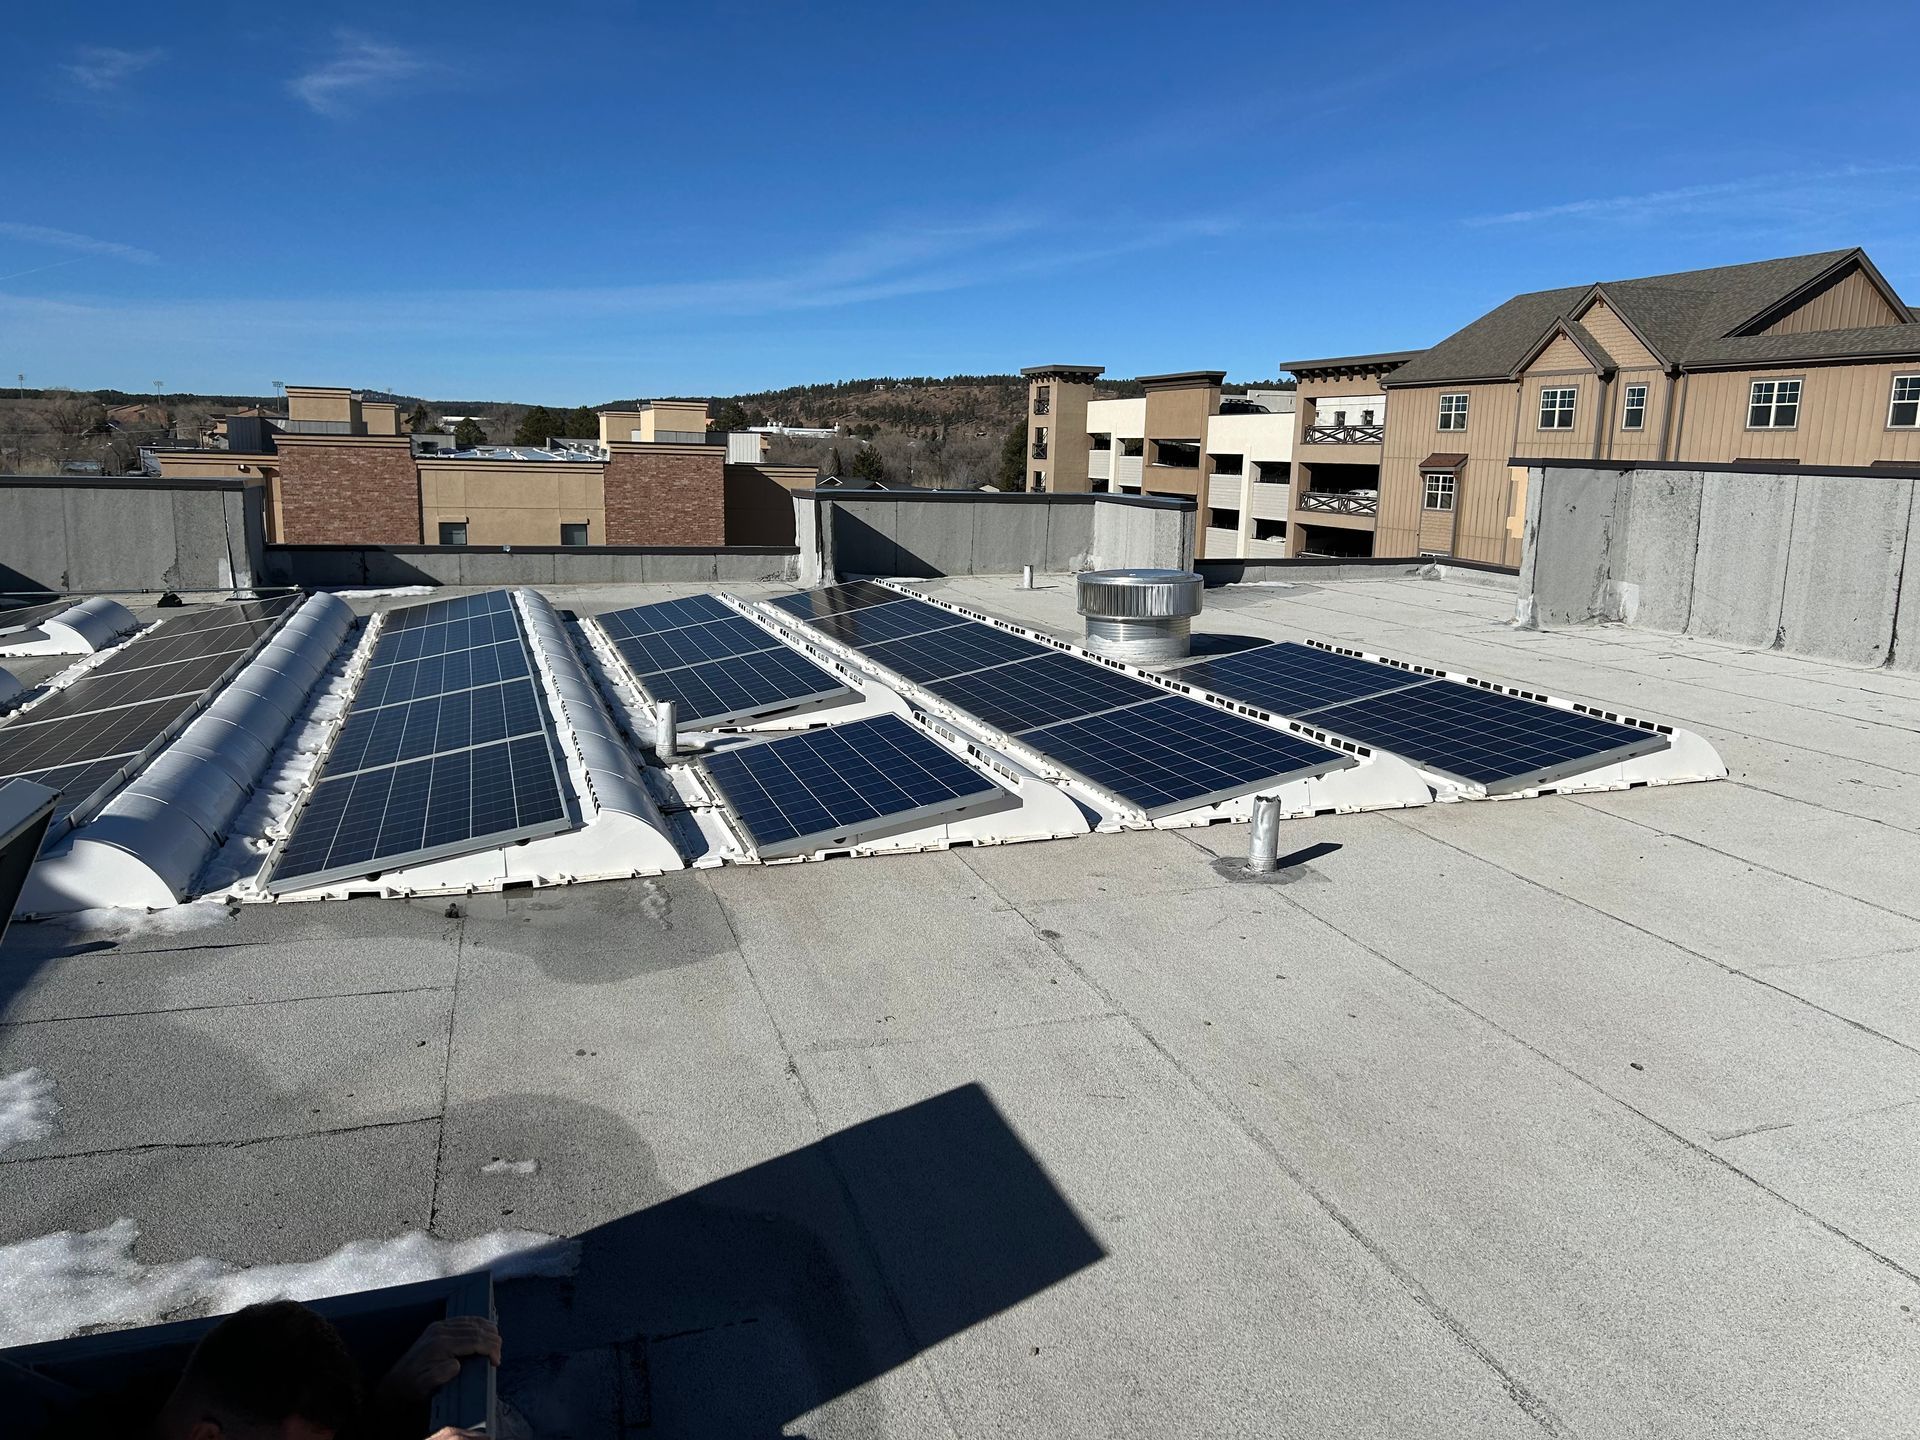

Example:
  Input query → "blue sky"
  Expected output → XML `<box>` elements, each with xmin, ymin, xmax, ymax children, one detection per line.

<box><xmin>4</xmin><ymin>1</ymin><xmax>1918</xmax><ymax>403</ymax></box>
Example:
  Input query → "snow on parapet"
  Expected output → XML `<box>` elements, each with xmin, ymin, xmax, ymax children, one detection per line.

<box><xmin>0</xmin><ymin>1220</ymin><xmax>580</xmax><ymax>1348</ymax></box>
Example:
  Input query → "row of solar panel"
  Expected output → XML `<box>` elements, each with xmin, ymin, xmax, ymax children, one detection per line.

<box><xmin>266</xmin><ymin>590</ymin><xmax>571</xmax><ymax>891</ymax></box>
<box><xmin>765</xmin><ymin>584</ymin><xmax>1348</xmax><ymax>817</ymax></box>
<box><xmin>0</xmin><ymin>596</ymin><xmax>301</xmax><ymax>825</ymax></box>
<box><xmin>1171</xmin><ymin>641</ymin><xmax>1665</xmax><ymax>788</ymax></box>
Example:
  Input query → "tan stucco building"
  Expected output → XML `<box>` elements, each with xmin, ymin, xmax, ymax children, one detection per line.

<box><xmin>1284</xmin><ymin>246</ymin><xmax>1920</xmax><ymax>566</ymax></box>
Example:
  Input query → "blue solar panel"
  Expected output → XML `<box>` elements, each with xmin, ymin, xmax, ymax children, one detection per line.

<box><xmin>702</xmin><ymin>714</ymin><xmax>1002</xmax><ymax>856</ymax></box>
<box><xmin>920</xmin><ymin>652</ymin><xmax>1165</xmax><ymax>734</ymax></box>
<box><xmin>269</xmin><ymin>588</ymin><xmax>573</xmax><ymax>891</ymax></box>
<box><xmin>325</xmin><ymin>678</ymin><xmax>546</xmax><ymax>775</ymax></box>
<box><xmin>858</xmin><ymin>623</ymin><xmax>1051</xmax><ymax>682</ymax></box>
<box><xmin>1299</xmin><ymin>679</ymin><xmax>1667</xmax><ymax>791</ymax></box>
<box><xmin>637</xmin><ymin>647</ymin><xmax>849</xmax><ymax>727</ymax></box>
<box><xmin>1020</xmin><ymin>696</ymin><xmax>1349</xmax><ymax>816</ymax></box>
<box><xmin>595</xmin><ymin>594</ymin><xmax>736</xmax><ymax>640</ymax></box>
<box><xmin>768</xmin><ymin>582</ymin><xmax>912</xmax><ymax>620</ymax></box>
<box><xmin>270</xmin><ymin>735</ymin><xmax>567</xmax><ymax>887</ymax></box>
<box><xmin>379</xmin><ymin>590</ymin><xmax>514</xmax><ymax>633</ymax></box>
<box><xmin>1175</xmin><ymin>641</ymin><xmax>1424</xmax><ymax>716</ymax></box>
<box><xmin>611</xmin><ymin>617</ymin><xmax>782</xmax><ymax>676</ymax></box>
<box><xmin>799</xmin><ymin>598</ymin><xmax>969</xmax><ymax>650</ymax></box>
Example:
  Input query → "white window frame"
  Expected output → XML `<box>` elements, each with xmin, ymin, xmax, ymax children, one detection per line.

<box><xmin>1422</xmin><ymin>471</ymin><xmax>1456</xmax><ymax>512</ymax></box>
<box><xmin>1747</xmin><ymin>377</ymin><xmax>1802</xmax><ymax>430</ymax></box>
<box><xmin>1621</xmin><ymin>383</ymin><xmax>1648</xmax><ymax>432</ymax></box>
<box><xmin>1538</xmin><ymin>386</ymin><xmax>1578</xmax><ymax>430</ymax></box>
<box><xmin>1438</xmin><ymin>392</ymin><xmax>1469</xmax><ymax>431</ymax></box>
<box><xmin>1888</xmin><ymin>374</ymin><xmax>1920</xmax><ymax>429</ymax></box>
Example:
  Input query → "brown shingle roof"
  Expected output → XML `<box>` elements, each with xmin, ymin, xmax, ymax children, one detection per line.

<box><xmin>1385</xmin><ymin>249</ymin><xmax>1916</xmax><ymax>386</ymax></box>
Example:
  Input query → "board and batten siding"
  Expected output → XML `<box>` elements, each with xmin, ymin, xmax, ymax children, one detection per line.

<box><xmin>1759</xmin><ymin>267</ymin><xmax>1907</xmax><ymax>336</ymax></box>
<box><xmin>1574</xmin><ymin>298</ymin><xmax>1661</xmax><ymax>369</ymax></box>
<box><xmin>1379</xmin><ymin>379</ymin><xmax>1523</xmax><ymax>565</ymax></box>
<box><xmin>1603</xmin><ymin>366</ymin><xmax>1669</xmax><ymax>464</ymax></box>
<box><xmin>1677</xmin><ymin>361</ymin><xmax>1920</xmax><ymax>467</ymax></box>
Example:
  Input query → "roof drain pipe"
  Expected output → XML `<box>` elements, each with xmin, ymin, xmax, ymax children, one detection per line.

<box><xmin>1247</xmin><ymin>795</ymin><xmax>1282</xmax><ymax>873</ymax></box>
<box><xmin>656</xmin><ymin>700</ymin><xmax>678</xmax><ymax>759</ymax></box>
<box><xmin>1021</xmin><ymin>564</ymin><xmax>1035</xmax><ymax>590</ymax></box>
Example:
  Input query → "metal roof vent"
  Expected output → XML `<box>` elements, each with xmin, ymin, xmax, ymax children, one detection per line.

<box><xmin>1076</xmin><ymin>568</ymin><xmax>1204</xmax><ymax>665</ymax></box>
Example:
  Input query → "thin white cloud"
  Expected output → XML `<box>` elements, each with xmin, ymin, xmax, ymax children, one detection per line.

<box><xmin>289</xmin><ymin>31</ymin><xmax>431</xmax><ymax>116</ymax></box>
<box><xmin>1467</xmin><ymin>164</ymin><xmax>1920</xmax><ymax>227</ymax></box>
<box><xmin>61</xmin><ymin>46</ymin><xmax>163</xmax><ymax>92</ymax></box>
<box><xmin>0</xmin><ymin>222</ymin><xmax>157</xmax><ymax>265</ymax></box>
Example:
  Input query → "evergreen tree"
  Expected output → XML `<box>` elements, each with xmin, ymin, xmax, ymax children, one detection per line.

<box><xmin>453</xmin><ymin>417</ymin><xmax>488</xmax><ymax>449</ymax></box>
<box><xmin>512</xmin><ymin>406</ymin><xmax>558</xmax><ymax>446</ymax></box>
<box><xmin>826</xmin><ymin>445</ymin><xmax>845</xmax><ymax>478</ymax></box>
<box><xmin>995</xmin><ymin>420</ymin><xmax>1027</xmax><ymax>489</ymax></box>
<box><xmin>564</xmin><ymin>406</ymin><xmax>599</xmax><ymax>439</ymax></box>
<box><xmin>848</xmin><ymin>445</ymin><xmax>887</xmax><ymax>483</ymax></box>
<box><xmin>406</xmin><ymin>402</ymin><xmax>430</xmax><ymax>433</ymax></box>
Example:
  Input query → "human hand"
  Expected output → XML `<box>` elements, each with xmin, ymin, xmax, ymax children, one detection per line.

<box><xmin>379</xmin><ymin>1316</ymin><xmax>503</xmax><ymax>1403</ymax></box>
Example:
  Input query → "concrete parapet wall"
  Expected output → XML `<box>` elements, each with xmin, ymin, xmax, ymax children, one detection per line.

<box><xmin>0</xmin><ymin>477</ymin><xmax>263</xmax><ymax>596</ymax></box>
<box><xmin>263</xmin><ymin>545</ymin><xmax>797</xmax><ymax>590</ymax></box>
<box><xmin>1519</xmin><ymin>459</ymin><xmax>1920</xmax><ymax>668</ymax></box>
<box><xmin>797</xmin><ymin>490</ymin><xmax>1194</xmax><ymax>580</ymax></box>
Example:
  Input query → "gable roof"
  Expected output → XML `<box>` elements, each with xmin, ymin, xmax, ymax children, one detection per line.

<box><xmin>1511</xmin><ymin>316</ymin><xmax>1617</xmax><ymax>378</ymax></box>
<box><xmin>1385</xmin><ymin>249</ymin><xmax>1919</xmax><ymax>387</ymax></box>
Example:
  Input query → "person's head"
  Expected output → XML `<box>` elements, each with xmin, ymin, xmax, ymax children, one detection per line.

<box><xmin>157</xmin><ymin>1300</ymin><xmax>363</xmax><ymax>1440</ymax></box>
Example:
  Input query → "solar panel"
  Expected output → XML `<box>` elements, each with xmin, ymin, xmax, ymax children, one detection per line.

<box><xmin>1175</xmin><ymin>641</ymin><xmax>1427</xmax><ymax>716</ymax></box>
<box><xmin>919</xmin><ymin>652</ymin><xmax>1165</xmax><ymax>734</ymax></box>
<box><xmin>0</xmin><ymin>598</ymin><xmax>75</xmax><ymax>637</ymax></box>
<box><xmin>268</xmin><ymin>590</ymin><xmax>573</xmax><ymax>891</ymax></box>
<box><xmin>1020</xmin><ymin>696</ymin><xmax>1351</xmax><ymax>816</ymax></box>
<box><xmin>768</xmin><ymin>582</ymin><xmax>913</xmax><ymax>620</ymax></box>
<box><xmin>858</xmin><ymin>623</ymin><xmax>1051</xmax><ymax>683</ymax></box>
<box><xmin>702</xmin><ymin>713</ymin><xmax>1003</xmax><ymax>857</ymax></box>
<box><xmin>1298</xmin><ymin>679</ymin><xmax>1668</xmax><ymax>791</ymax></box>
<box><xmin>594</xmin><ymin>594</ymin><xmax>736</xmax><ymax>640</ymax></box>
<box><xmin>0</xmin><ymin>599</ymin><xmax>295</xmax><ymax>825</ymax></box>
<box><xmin>610</xmin><ymin>616</ymin><xmax>783</xmax><ymax>676</ymax></box>
<box><xmin>636</xmin><ymin>647</ymin><xmax>850</xmax><ymax>727</ymax></box>
<box><xmin>799</xmin><ymin>598</ymin><xmax>971</xmax><ymax>650</ymax></box>
<box><xmin>269</xmin><ymin>735</ymin><xmax>568</xmax><ymax>889</ymax></box>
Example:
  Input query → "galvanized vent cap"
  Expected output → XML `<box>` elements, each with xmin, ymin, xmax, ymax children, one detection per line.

<box><xmin>1075</xmin><ymin>568</ymin><xmax>1204</xmax><ymax>619</ymax></box>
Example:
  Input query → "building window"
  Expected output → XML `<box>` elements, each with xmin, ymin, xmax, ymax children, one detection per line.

<box><xmin>1209</xmin><ymin>507</ymin><xmax>1239</xmax><ymax>530</ymax></box>
<box><xmin>1748</xmin><ymin>377</ymin><xmax>1801</xmax><ymax>429</ymax></box>
<box><xmin>1034</xmin><ymin>384</ymin><xmax>1051</xmax><ymax>416</ymax></box>
<box><xmin>1032</xmin><ymin>470</ymin><xmax>1046</xmax><ymax>491</ymax></box>
<box><xmin>1031</xmin><ymin>425</ymin><xmax>1048</xmax><ymax>459</ymax></box>
<box><xmin>1423</xmin><ymin>471</ymin><xmax>1456</xmax><ymax>511</ymax></box>
<box><xmin>1360</xmin><ymin>409</ymin><xmax>1375</xmax><ymax>426</ymax></box>
<box><xmin>1438</xmin><ymin>393</ymin><xmax>1469</xmax><ymax>431</ymax></box>
<box><xmin>1332</xmin><ymin>410</ymin><xmax>1347</xmax><ymax>426</ymax></box>
<box><xmin>1212</xmin><ymin>452</ymin><xmax>1244</xmax><ymax>475</ymax></box>
<box><xmin>560</xmin><ymin>523</ymin><xmax>589</xmax><ymax>546</ymax></box>
<box><xmin>1090</xmin><ymin>432</ymin><xmax>1112</xmax><ymax>450</ymax></box>
<box><xmin>1152</xmin><ymin>440</ymin><xmax>1201</xmax><ymax>468</ymax></box>
<box><xmin>1254</xmin><ymin>460</ymin><xmax>1289</xmax><ymax>484</ymax></box>
<box><xmin>1621</xmin><ymin>384</ymin><xmax>1648</xmax><ymax>431</ymax></box>
<box><xmin>1253</xmin><ymin>518</ymin><xmax>1285</xmax><ymax>541</ymax></box>
<box><xmin>1889</xmin><ymin>375</ymin><xmax>1920</xmax><ymax>428</ymax></box>
<box><xmin>1538</xmin><ymin>387</ymin><xmax>1577</xmax><ymax>430</ymax></box>
<box><xmin>438</xmin><ymin>521</ymin><xmax>468</xmax><ymax>545</ymax></box>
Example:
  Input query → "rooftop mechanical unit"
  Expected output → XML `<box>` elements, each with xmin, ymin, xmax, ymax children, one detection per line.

<box><xmin>1076</xmin><ymin>569</ymin><xmax>1205</xmax><ymax>665</ymax></box>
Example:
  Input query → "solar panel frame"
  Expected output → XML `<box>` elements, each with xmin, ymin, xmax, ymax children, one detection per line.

<box><xmin>796</xmin><ymin>598</ymin><xmax>972</xmax><ymax>650</ymax></box>
<box><xmin>1297</xmin><ymin>678</ymin><xmax>1669</xmax><ymax>793</ymax></box>
<box><xmin>0</xmin><ymin>598</ymin><xmax>77</xmax><ymax>638</ymax></box>
<box><xmin>700</xmin><ymin>713</ymin><xmax>1006</xmax><ymax>858</ymax></box>
<box><xmin>856</xmin><ymin>623</ymin><xmax>1052</xmax><ymax>683</ymax></box>
<box><xmin>609</xmin><ymin>616</ymin><xmax>784</xmax><ymax>677</ymax></box>
<box><xmin>1017</xmin><ymin>695</ymin><xmax>1352</xmax><ymax>817</ymax></box>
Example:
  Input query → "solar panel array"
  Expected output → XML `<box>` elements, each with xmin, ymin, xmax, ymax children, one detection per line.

<box><xmin>268</xmin><ymin>591</ymin><xmax>571</xmax><ymax>891</ymax></box>
<box><xmin>0</xmin><ymin>597</ymin><xmax>297</xmax><ymax>826</ymax></box>
<box><xmin>596</xmin><ymin>596</ymin><xmax>851</xmax><ymax>728</ymax></box>
<box><xmin>1175</xmin><ymin>641</ymin><xmax>1666</xmax><ymax>790</ymax></box>
<box><xmin>0</xmin><ymin>598</ymin><xmax>74</xmax><ymax>639</ymax></box>
<box><xmin>774</xmin><ymin>584</ymin><xmax>1351</xmax><ymax>816</ymax></box>
<box><xmin>702</xmin><ymin>713</ymin><xmax>1003</xmax><ymax>857</ymax></box>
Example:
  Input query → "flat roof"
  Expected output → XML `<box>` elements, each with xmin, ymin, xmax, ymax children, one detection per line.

<box><xmin>1279</xmin><ymin>349</ymin><xmax>1425</xmax><ymax>374</ymax></box>
<box><xmin>1021</xmin><ymin>364</ymin><xmax>1106</xmax><ymax>379</ymax></box>
<box><xmin>1136</xmin><ymin>369</ymin><xmax>1228</xmax><ymax>388</ymax></box>
<box><xmin>5</xmin><ymin>572</ymin><xmax>1919</xmax><ymax>1434</ymax></box>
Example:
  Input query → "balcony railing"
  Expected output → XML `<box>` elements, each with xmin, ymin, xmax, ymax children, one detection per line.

<box><xmin>1031</xmin><ymin>442</ymin><xmax>1048</xmax><ymax>459</ymax></box>
<box><xmin>1297</xmin><ymin>490</ymin><xmax>1379</xmax><ymax>517</ymax></box>
<box><xmin>1033</xmin><ymin>399</ymin><xmax>1051</xmax><ymax>415</ymax></box>
<box><xmin>1302</xmin><ymin>423</ymin><xmax>1384</xmax><ymax>445</ymax></box>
